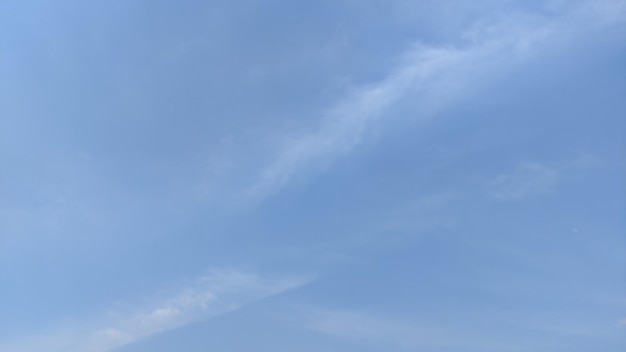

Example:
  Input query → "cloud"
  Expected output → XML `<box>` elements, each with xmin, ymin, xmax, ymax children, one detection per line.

<box><xmin>86</xmin><ymin>270</ymin><xmax>311</xmax><ymax>351</ymax></box>
<box><xmin>243</xmin><ymin>43</ymin><xmax>494</xmax><ymax>202</ymax></box>
<box><xmin>1</xmin><ymin>269</ymin><xmax>312</xmax><ymax>352</ymax></box>
<box><xmin>240</xmin><ymin>0</ymin><xmax>625</xmax><ymax>203</ymax></box>
<box><xmin>489</xmin><ymin>162</ymin><xmax>560</xmax><ymax>201</ymax></box>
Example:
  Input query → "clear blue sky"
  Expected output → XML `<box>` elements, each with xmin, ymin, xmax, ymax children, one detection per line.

<box><xmin>1</xmin><ymin>1</ymin><xmax>625</xmax><ymax>351</ymax></box>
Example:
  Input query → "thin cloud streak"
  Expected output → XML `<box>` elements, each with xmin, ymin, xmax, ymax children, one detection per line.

<box><xmin>242</xmin><ymin>0</ymin><xmax>626</xmax><ymax>203</ymax></box>
<box><xmin>88</xmin><ymin>270</ymin><xmax>310</xmax><ymax>351</ymax></box>
<box><xmin>1</xmin><ymin>269</ymin><xmax>312</xmax><ymax>352</ymax></box>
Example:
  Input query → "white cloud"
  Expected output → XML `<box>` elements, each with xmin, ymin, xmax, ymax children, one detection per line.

<box><xmin>240</xmin><ymin>0</ymin><xmax>625</xmax><ymax>203</ymax></box>
<box><xmin>1</xmin><ymin>269</ymin><xmax>312</xmax><ymax>352</ymax></box>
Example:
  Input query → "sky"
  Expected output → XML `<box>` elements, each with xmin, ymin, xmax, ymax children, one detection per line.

<box><xmin>1</xmin><ymin>0</ymin><xmax>625</xmax><ymax>351</ymax></box>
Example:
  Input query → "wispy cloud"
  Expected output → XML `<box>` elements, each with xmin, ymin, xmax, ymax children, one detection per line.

<box><xmin>84</xmin><ymin>270</ymin><xmax>309</xmax><ymax>352</ymax></box>
<box><xmin>487</xmin><ymin>152</ymin><xmax>604</xmax><ymax>201</ymax></box>
<box><xmin>244</xmin><ymin>43</ymin><xmax>494</xmax><ymax>202</ymax></box>
<box><xmin>1</xmin><ymin>269</ymin><xmax>312</xmax><ymax>352</ymax></box>
<box><xmin>241</xmin><ymin>0</ymin><xmax>625</xmax><ymax>203</ymax></box>
<box><xmin>489</xmin><ymin>162</ymin><xmax>560</xmax><ymax>201</ymax></box>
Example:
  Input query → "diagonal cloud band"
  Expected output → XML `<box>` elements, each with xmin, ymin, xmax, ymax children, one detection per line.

<box><xmin>1</xmin><ymin>269</ymin><xmax>313</xmax><ymax>352</ymax></box>
<box><xmin>243</xmin><ymin>0</ymin><xmax>625</xmax><ymax>203</ymax></box>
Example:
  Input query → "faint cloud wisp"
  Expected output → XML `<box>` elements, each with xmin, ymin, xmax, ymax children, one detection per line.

<box><xmin>241</xmin><ymin>0</ymin><xmax>624</xmax><ymax>204</ymax></box>
<box><xmin>489</xmin><ymin>162</ymin><xmax>560</xmax><ymax>201</ymax></box>
<box><xmin>0</xmin><ymin>269</ymin><xmax>312</xmax><ymax>352</ymax></box>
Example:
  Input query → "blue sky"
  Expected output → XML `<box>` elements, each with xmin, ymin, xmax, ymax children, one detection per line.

<box><xmin>1</xmin><ymin>0</ymin><xmax>625</xmax><ymax>351</ymax></box>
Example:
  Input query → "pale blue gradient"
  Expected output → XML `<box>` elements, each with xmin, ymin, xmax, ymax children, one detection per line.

<box><xmin>1</xmin><ymin>1</ymin><xmax>625</xmax><ymax>351</ymax></box>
